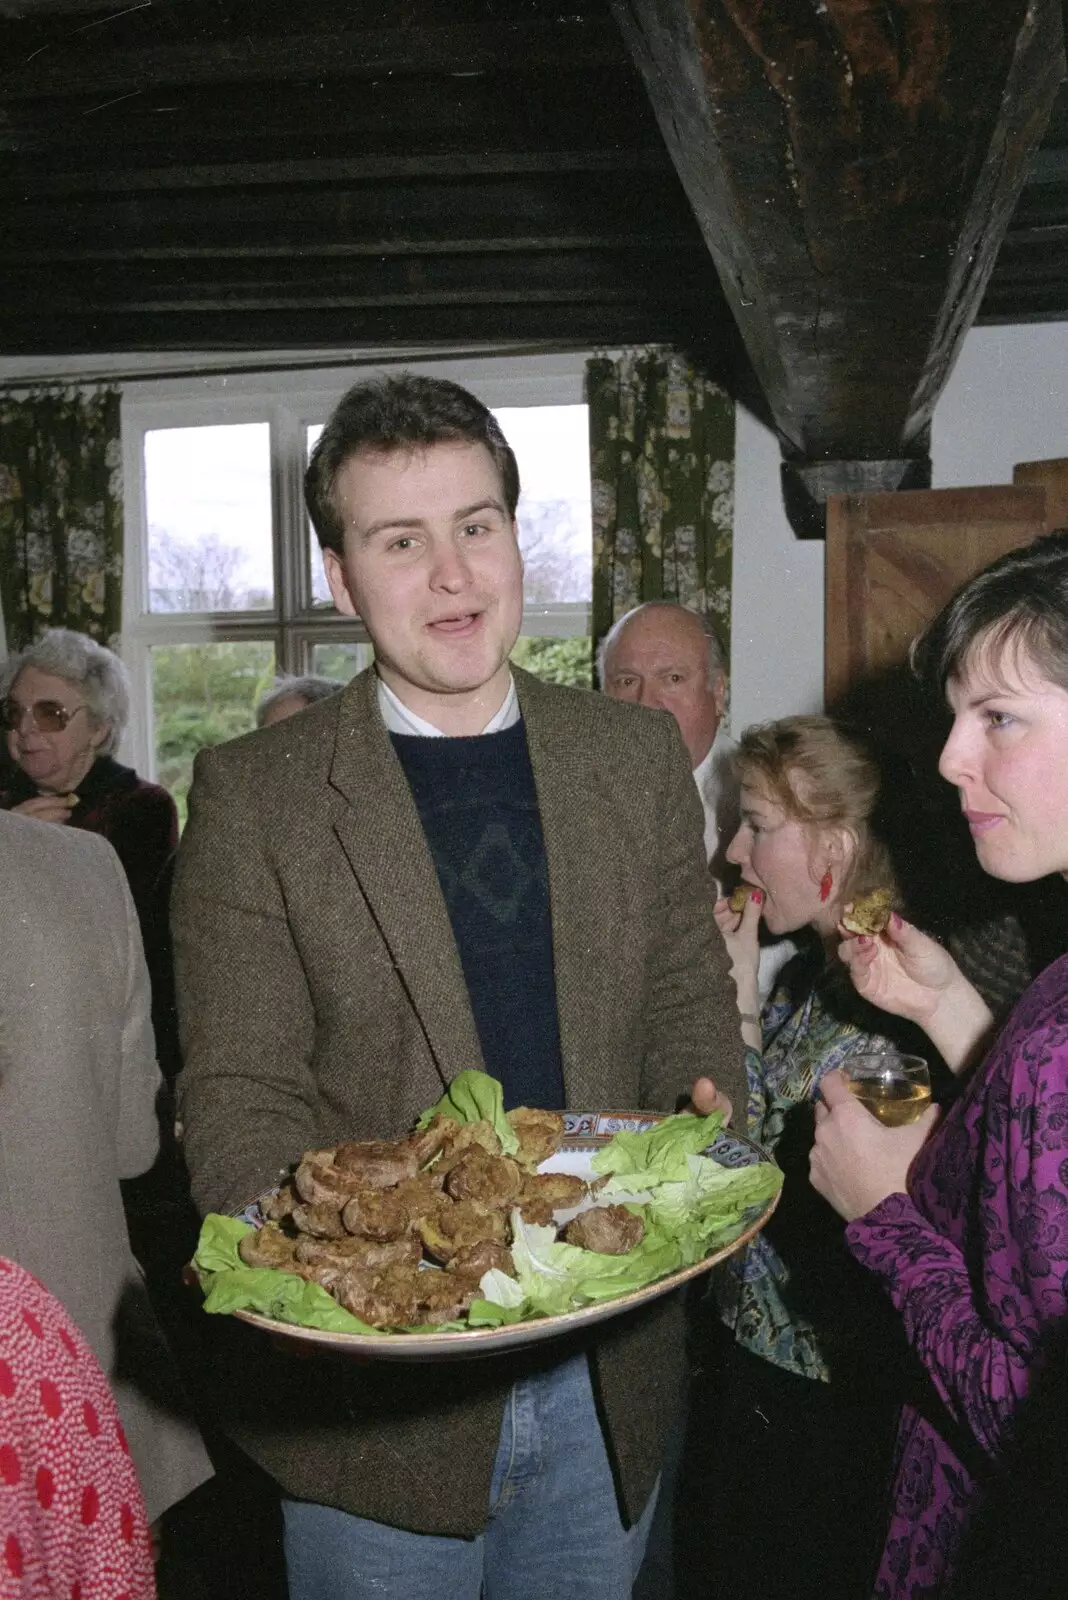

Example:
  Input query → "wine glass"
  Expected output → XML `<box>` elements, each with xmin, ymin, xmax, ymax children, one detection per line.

<box><xmin>840</xmin><ymin>1053</ymin><xmax>931</xmax><ymax>1127</ymax></box>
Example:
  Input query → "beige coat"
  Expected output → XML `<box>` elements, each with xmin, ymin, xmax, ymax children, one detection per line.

<box><xmin>172</xmin><ymin>666</ymin><xmax>745</xmax><ymax>1536</ymax></box>
<box><xmin>0</xmin><ymin>812</ymin><xmax>212</xmax><ymax>1521</ymax></box>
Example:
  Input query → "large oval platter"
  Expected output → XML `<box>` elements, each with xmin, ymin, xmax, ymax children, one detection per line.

<box><xmin>226</xmin><ymin>1111</ymin><xmax>779</xmax><ymax>1362</ymax></box>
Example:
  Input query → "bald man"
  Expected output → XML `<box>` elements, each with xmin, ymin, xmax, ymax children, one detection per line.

<box><xmin>599</xmin><ymin>602</ymin><xmax>792</xmax><ymax>1003</ymax></box>
<box><xmin>598</xmin><ymin>603</ymin><xmax>738</xmax><ymax>883</ymax></box>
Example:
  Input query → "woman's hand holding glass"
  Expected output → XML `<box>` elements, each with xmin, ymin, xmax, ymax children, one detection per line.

<box><xmin>810</xmin><ymin>1068</ymin><xmax>940</xmax><ymax>1221</ymax></box>
<box><xmin>838</xmin><ymin>913</ymin><xmax>994</xmax><ymax>1075</ymax></box>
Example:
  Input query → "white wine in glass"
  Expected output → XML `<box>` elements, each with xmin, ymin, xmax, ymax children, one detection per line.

<box><xmin>842</xmin><ymin>1054</ymin><xmax>931</xmax><ymax>1128</ymax></box>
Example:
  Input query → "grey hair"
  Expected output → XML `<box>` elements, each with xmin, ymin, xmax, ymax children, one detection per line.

<box><xmin>596</xmin><ymin>602</ymin><xmax>728</xmax><ymax>688</ymax></box>
<box><xmin>0</xmin><ymin>628</ymin><xmax>129</xmax><ymax>755</ymax></box>
<box><xmin>255</xmin><ymin>673</ymin><xmax>343</xmax><ymax>727</ymax></box>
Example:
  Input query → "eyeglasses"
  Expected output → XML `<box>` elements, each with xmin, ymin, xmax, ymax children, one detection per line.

<box><xmin>1</xmin><ymin>698</ymin><xmax>90</xmax><ymax>734</ymax></box>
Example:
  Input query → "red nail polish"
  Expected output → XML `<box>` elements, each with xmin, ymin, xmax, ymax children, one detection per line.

<box><xmin>751</xmin><ymin>889</ymin><xmax>763</xmax><ymax>905</ymax></box>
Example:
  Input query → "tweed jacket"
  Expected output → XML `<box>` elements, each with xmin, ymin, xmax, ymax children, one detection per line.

<box><xmin>0</xmin><ymin>812</ymin><xmax>212</xmax><ymax>1522</ymax></box>
<box><xmin>172</xmin><ymin>665</ymin><xmax>744</xmax><ymax>1536</ymax></box>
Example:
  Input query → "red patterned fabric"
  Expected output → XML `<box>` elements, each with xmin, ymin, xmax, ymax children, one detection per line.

<box><xmin>0</xmin><ymin>1258</ymin><xmax>155</xmax><ymax>1599</ymax></box>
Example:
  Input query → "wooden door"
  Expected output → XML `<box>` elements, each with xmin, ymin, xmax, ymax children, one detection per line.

<box><xmin>1014</xmin><ymin>457</ymin><xmax>1068</xmax><ymax>530</ymax></box>
<box><xmin>824</xmin><ymin>485</ymin><xmax>1047</xmax><ymax>704</ymax></box>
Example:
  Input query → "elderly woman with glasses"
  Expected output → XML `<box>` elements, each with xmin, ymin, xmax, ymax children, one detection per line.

<box><xmin>1</xmin><ymin>628</ymin><xmax>178</xmax><ymax>981</ymax></box>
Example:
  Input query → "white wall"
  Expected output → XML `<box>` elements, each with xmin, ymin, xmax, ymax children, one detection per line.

<box><xmin>728</xmin><ymin>404</ymin><xmax>826</xmax><ymax>734</ymax></box>
<box><xmin>727</xmin><ymin>320</ymin><xmax>1068</xmax><ymax>733</ymax></box>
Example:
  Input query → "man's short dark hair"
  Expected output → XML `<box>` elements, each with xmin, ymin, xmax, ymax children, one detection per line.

<box><xmin>305</xmin><ymin>373</ymin><xmax>521</xmax><ymax>554</ymax></box>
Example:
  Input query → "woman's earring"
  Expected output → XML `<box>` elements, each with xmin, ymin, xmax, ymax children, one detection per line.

<box><xmin>819</xmin><ymin>868</ymin><xmax>833</xmax><ymax>903</ymax></box>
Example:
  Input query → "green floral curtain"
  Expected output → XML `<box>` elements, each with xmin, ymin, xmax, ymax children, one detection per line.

<box><xmin>586</xmin><ymin>349</ymin><xmax>734</xmax><ymax>652</ymax></box>
<box><xmin>0</xmin><ymin>388</ymin><xmax>123</xmax><ymax>651</ymax></box>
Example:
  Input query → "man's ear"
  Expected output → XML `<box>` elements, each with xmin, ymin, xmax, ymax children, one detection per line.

<box><xmin>711</xmin><ymin>671</ymin><xmax>728</xmax><ymax>718</ymax></box>
<box><xmin>322</xmin><ymin>548</ymin><xmax>359</xmax><ymax>619</ymax></box>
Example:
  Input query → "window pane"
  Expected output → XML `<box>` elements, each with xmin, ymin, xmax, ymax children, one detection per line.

<box><xmin>310</xmin><ymin>641</ymin><xmax>374</xmax><ymax>682</ymax></box>
<box><xmin>152</xmin><ymin>641</ymin><xmax>275</xmax><ymax>827</ymax></box>
<box><xmin>302</xmin><ymin>405</ymin><xmax>592</xmax><ymax>611</ymax></box>
<box><xmin>510</xmin><ymin>636</ymin><xmax>591</xmax><ymax>689</ymax></box>
<box><xmin>496</xmin><ymin>405</ymin><xmax>592</xmax><ymax>604</ymax></box>
<box><xmin>146</xmin><ymin>424</ymin><xmax>273</xmax><ymax>613</ymax></box>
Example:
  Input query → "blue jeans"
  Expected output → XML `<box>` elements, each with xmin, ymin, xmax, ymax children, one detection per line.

<box><xmin>283</xmin><ymin>1350</ymin><xmax>659</xmax><ymax>1600</ymax></box>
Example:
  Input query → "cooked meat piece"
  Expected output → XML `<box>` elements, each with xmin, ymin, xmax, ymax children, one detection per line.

<box><xmin>261</xmin><ymin>1181</ymin><xmax>299</xmax><ymax>1222</ymax></box>
<box><xmin>728</xmin><ymin>882</ymin><xmax>758</xmax><ymax>914</ymax></box>
<box><xmin>417</xmin><ymin>1199</ymin><xmax>508</xmax><ymax>1264</ymax></box>
<box><xmin>331</xmin><ymin>1138</ymin><xmax>420</xmax><ymax>1189</ymax></box>
<box><xmin>333</xmin><ymin>1265</ymin><xmax>425</xmax><ymax>1329</ymax></box>
<box><xmin>841</xmin><ymin>887</ymin><xmax>893</xmax><ymax>936</ymax></box>
<box><xmin>294</xmin><ymin>1151</ymin><xmax>367</xmax><ymax>1206</ymax></box>
<box><xmin>564</xmin><ymin>1205</ymin><xmax>645</xmax><ymax>1255</ymax></box>
<box><xmin>436</xmin><ymin>1119</ymin><xmax>502</xmax><ymax>1165</ymax></box>
<box><xmin>518</xmin><ymin>1171</ymin><xmax>588</xmax><ymax>1225</ymax></box>
<box><xmin>290</xmin><ymin>1200</ymin><xmax>347</xmax><ymax>1239</ymax></box>
<box><xmin>445</xmin><ymin>1241</ymin><xmax>516</xmax><ymax>1280</ymax></box>
<box><xmin>294</xmin><ymin>1233</ymin><xmax>422</xmax><ymax>1274</ymax></box>
<box><xmin>238</xmin><ymin>1222</ymin><xmax>300</xmax><ymax>1270</ymax></box>
<box><xmin>333</xmin><ymin>1263</ymin><xmax>477</xmax><ymax>1329</ymax></box>
<box><xmin>341</xmin><ymin>1187</ymin><xmax>413</xmax><ymax>1241</ymax></box>
<box><xmin>444</xmin><ymin>1150</ymin><xmax>524</xmax><ymax>1210</ymax></box>
<box><xmin>506</xmin><ymin>1107</ymin><xmax>565</xmax><ymax>1168</ymax></box>
<box><xmin>407</xmin><ymin>1114</ymin><xmax>462</xmax><ymax>1166</ymax></box>
<box><xmin>413</xmin><ymin>1270</ymin><xmax>483</xmax><ymax>1325</ymax></box>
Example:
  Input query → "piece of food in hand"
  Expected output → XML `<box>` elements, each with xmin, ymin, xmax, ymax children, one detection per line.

<box><xmin>444</xmin><ymin>1149</ymin><xmax>524</xmax><ymax>1210</ymax></box>
<box><xmin>238</xmin><ymin>1222</ymin><xmax>300</xmax><ymax>1270</ymax></box>
<box><xmin>563</xmin><ymin>1205</ymin><xmax>645</xmax><ymax>1255</ymax></box>
<box><xmin>506</xmin><ymin>1107</ymin><xmax>566</xmax><ymax>1168</ymax></box>
<box><xmin>728</xmin><ymin>882</ymin><xmax>757</xmax><ymax>914</ymax></box>
<box><xmin>517</xmin><ymin>1171</ymin><xmax>589</xmax><ymax>1226</ymax></box>
<box><xmin>62</xmin><ymin>792</ymin><xmax>80</xmax><ymax>808</ymax></box>
<box><xmin>417</xmin><ymin>1199</ymin><xmax>508</xmax><ymax>1264</ymax></box>
<box><xmin>841</xmin><ymin>887</ymin><xmax>893</xmax><ymax>936</ymax></box>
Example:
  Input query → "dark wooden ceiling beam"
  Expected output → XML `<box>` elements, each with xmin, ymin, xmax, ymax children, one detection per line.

<box><xmin>0</xmin><ymin>18</ymin><xmax>620</xmax><ymax>99</ymax></box>
<box><xmin>614</xmin><ymin>0</ymin><xmax>1064</xmax><ymax>535</ymax></box>
<box><xmin>0</xmin><ymin>149</ymin><xmax>672</xmax><ymax>197</ymax></box>
<box><xmin>0</xmin><ymin>302</ymin><xmax>725</xmax><ymax>357</ymax></box>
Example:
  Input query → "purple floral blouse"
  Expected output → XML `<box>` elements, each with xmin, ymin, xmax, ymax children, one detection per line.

<box><xmin>846</xmin><ymin>951</ymin><xmax>1068</xmax><ymax>1596</ymax></box>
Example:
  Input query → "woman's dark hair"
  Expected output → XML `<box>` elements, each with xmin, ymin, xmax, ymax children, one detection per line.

<box><xmin>305</xmin><ymin>373</ymin><xmax>521</xmax><ymax>554</ymax></box>
<box><xmin>912</xmin><ymin>528</ymin><xmax>1068</xmax><ymax>697</ymax></box>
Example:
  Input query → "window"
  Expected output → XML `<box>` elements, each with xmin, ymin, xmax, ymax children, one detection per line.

<box><xmin>121</xmin><ymin>354</ymin><xmax>593</xmax><ymax>811</ymax></box>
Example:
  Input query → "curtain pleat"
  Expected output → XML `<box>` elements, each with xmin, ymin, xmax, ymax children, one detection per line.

<box><xmin>0</xmin><ymin>388</ymin><xmax>123</xmax><ymax>651</ymax></box>
<box><xmin>586</xmin><ymin>350</ymin><xmax>734</xmax><ymax>651</ymax></box>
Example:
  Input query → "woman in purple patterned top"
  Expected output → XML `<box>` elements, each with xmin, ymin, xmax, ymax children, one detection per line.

<box><xmin>811</xmin><ymin>529</ymin><xmax>1068</xmax><ymax>1597</ymax></box>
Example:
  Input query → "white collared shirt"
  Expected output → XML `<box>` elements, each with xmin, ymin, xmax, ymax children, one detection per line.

<box><xmin>376</xmin><ymin>673</ymin><xmax>520</xmax><ymax>738</ymax></box>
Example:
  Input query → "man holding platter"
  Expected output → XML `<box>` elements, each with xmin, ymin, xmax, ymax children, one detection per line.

<box><xmin>172</xmin><ymin>373</ymin><xmax>744</xmax><ymax>1599</ymax></box>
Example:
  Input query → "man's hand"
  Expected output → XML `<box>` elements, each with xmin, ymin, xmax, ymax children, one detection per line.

<box><xmin>10</xmin><ymin>794</ymin><xmax>74</xmax><ymax>825</ymax></box>
<box><xmin>685</xmin><ymin>1076</ymin><xmax>733</xmax><ymax>1126</ymax></box>
<box><xmin>810</xmin><ymin>1069</ymin><xmax>939</xmax><ymax>1220</ymax></box>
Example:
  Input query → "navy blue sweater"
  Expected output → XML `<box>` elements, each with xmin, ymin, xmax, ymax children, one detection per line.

<box><xmin>390</xmin><ymin>720</ymin><xmax>565</xmax><ymax>1111</ymax></box>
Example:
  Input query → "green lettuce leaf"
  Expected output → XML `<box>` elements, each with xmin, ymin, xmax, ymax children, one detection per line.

<box><xmin>193</xmin><ymin>1214</ymin><xmax>381</xmax><ymax>1336</ymax></box>
<box><xmin>415</xmin><ymin>1069</ymin><xmax>519</xmax><ymax>1155</ymax></box>
<box><xmin>590</xmin><ymin>1111</ymin><xmax>725</xmax><ymax>1188</ymax></box>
